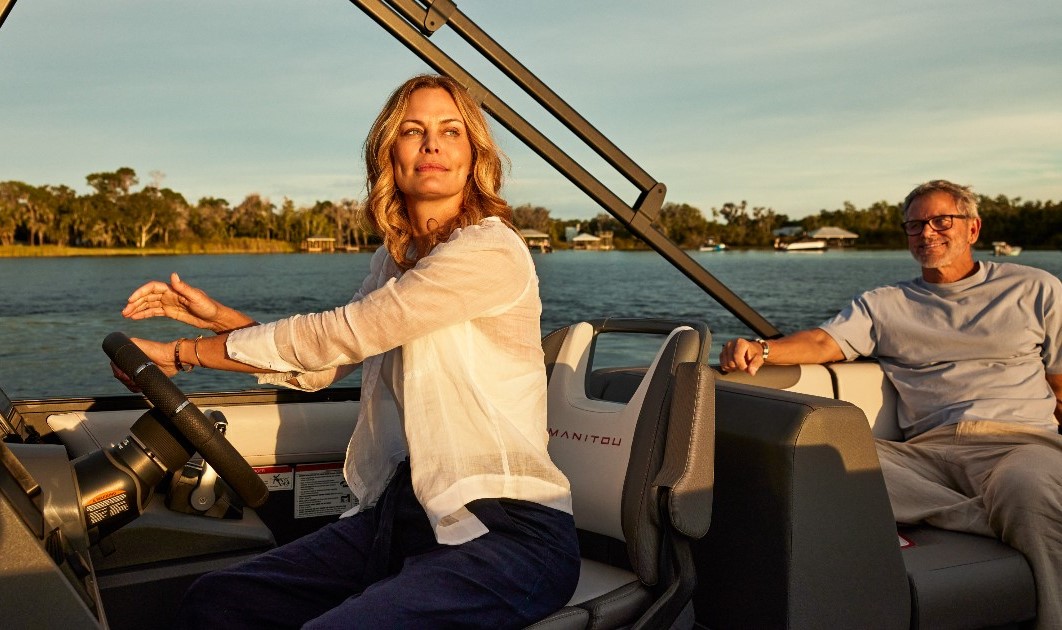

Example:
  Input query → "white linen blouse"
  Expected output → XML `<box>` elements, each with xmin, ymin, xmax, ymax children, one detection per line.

<box><xmin>226</xmin><ymin>217</ymin><xmax>572</xmax><ymax>544</ymax></box>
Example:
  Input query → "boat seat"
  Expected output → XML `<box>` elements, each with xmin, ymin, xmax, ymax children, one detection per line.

<box><xmin>826</xmin><ymin>360</ymin><xmax>903</xmax><ymax>440</ymax></box>
<box><xmin>702</xmin><ymin>363</ymin><xmax>1037</xmax><ymax>629</ymax></box>
<box><xmin>827</xmin><ymin>360</ymin><xmax>1037</xmax><ymax>628</ymax></box>
<box><xmin>900</xmin><ymin>525</ymin><xmax>1035</xmax><ymax>629</ymax></box>
<box><xmin>532</xmin><ymin>318</ymin><xmax>715</xmax><ymax>629</ymax></box>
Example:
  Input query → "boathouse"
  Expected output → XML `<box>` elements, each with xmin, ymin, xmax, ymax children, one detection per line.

<box><xmin>519</xmin><ymin>229</ymin><xmax>552</xmax><ymax>253</ymax></box>
<box><xmin>571</xmin><ymin>231</ymin><xmax>614</xmax><ymax>251</ymax></box>
<box><xmin>808</xmin><ymin>226</ymin><xmax>858</xmax><ymax>247</ymax></box>
<box><xmin>302</xmin><ymin>236</ymin><xmax>336</xmax><ymax>252</ymax></box>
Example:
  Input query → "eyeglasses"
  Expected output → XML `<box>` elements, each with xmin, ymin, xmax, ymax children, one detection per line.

<box><xmin>901</xmin><ymin>214</ymin><xmax>969</xmax><ymax>236</ymax></box>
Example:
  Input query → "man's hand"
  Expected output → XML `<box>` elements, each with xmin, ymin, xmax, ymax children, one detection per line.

<box><xmin>719</xmin><ymin>328</ymin><xmax>846</xmax><ymax>375</ymax></box>
<box><xmin>720</xmin><ymin>338</ymin><xmax>767</xmax><ymax>375</ymax></box>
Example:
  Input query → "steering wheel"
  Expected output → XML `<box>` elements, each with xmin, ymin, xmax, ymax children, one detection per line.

<box><xmin>104</xmin><ymin>332</ymin><xmax>269</xmax><ymax>508</ymax></box>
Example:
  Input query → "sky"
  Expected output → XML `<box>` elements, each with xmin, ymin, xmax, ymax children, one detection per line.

<box><xmin>1</xmin><ymin>0</ymin><xmax>1060</xmax><ymax>221</ymax></box>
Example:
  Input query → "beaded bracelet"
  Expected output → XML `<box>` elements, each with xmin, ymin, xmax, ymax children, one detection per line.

<box><xmin>174</xmin><ymin>338</ymin><xmax>194</xmax><ymax>372</ymax></box>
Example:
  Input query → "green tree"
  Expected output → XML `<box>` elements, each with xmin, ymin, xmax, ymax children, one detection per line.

<box><xmin>335</xmin><ymin>198</ymin><xmax>367</xmax><ymax>249</ymax></box>
<box><xmin>187</xmin><ymin>197</ymin><xmax>232</xmax><ymax>241</ymax></box>
<box><xmin>0</xmin><ymin>181</ymin><xmax>24</xmax><ymax>245</ymax></box>
<box><xmin>86</xmin><ymin>167</ymin><xmax>138</xmax><ymax>201</ymax></box>
<box><xmin>121</xmin><ymin>186</ymin><xmax>186</xmax><ymax>248</ymax></box>
<box><xmin>512</xmin><ymin>204</ymin><xmax>552</xmax><ymax>232</ymax></box>
<box><xmin>83</xmin><ymin>167</ymin><xmax>140</xmax><ymax>246</ymax></box>
<box><xmin>300</xmin><ymin>201</ymin><xmax>333</xmax><ymax>241</ymax></box>
<box><xmin>713</xmin><ymin>201</ymin><xmax>749</xmax><ymax>245</ymax></box>
<box><xmin>656</xmin><ymin>202</ymin><xmax>710</xmax><ymax>248</ymax></box>
<box><xmin>9</xmin><ymin>181</ymin><xmax>54</xmax><ymax>246</ymax></box>
<box><xmin>231</xmin><ymin>194</ymin><xmax>276</xmax><ymax>239</ymax></box>
<box><xmin>45</xmin><ymin>185</ymin><xmax>79</xmax><ymax>246</ymax></box>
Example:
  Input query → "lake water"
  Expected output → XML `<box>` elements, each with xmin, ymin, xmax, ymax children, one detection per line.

<box><xmin>2</xmin><ymin>249</ymin><xmax>1060</xmax><ymax>399</ymax></box>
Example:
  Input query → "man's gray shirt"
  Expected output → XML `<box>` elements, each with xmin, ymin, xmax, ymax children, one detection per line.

<box><xmin>820</xmin><ymin>261</ymin><xmax>1062</xmax><ymax>439</ymax></box>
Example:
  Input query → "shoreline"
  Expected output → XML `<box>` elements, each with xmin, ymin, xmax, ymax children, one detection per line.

<box><xmin>0</xmin><ymin>243</ymin><xmax>1053</xmax><ymax>259</ymax></box>
<box><xmin>0</xmin><ymin>241</ymin><xmax>304</xmax><ymax>258</ymax></box>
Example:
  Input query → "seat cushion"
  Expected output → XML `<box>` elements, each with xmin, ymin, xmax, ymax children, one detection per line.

<box><xmin>900</xmin><ymin>526</ymin><xmax>1036</xmax><ymax>629</ymax></box>
<box><xmin>525</xmin><ymin>606</ymin><xmax>589</xmax><ymax>630</ymax></box>
<box><xmin>567</xmin><ymin>558</ymin><xmax>640</xmax><ymax>606</ymax></box>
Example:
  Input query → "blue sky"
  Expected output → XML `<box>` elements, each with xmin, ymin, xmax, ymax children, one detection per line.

<box><xmin>1</xmin><ymin>0</ymin><xmax>1059</xmax><ymax>221</ymax></box>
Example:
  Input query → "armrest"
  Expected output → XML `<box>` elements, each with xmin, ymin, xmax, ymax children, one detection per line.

<box><xmin>692</xmin><ymin>381</ymin><xmax>909</xmax><ymax>629</ymax></box>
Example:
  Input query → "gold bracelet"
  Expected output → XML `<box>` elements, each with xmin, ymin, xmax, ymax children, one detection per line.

<box><xmin>174</xmin><ymin>338</ymin><xmax>194</xmax><ymax>372</ymax></box>
<box><xmin>193</xmin><ymin>335</ymin><xmax>204</xmax><ymax>368</ymax></box>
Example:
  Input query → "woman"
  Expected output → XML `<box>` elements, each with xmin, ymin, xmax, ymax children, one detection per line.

<box><xmin>118</xmin><ymin>74</ymin><xmax>579</xmax><ymax>629</ymax></box>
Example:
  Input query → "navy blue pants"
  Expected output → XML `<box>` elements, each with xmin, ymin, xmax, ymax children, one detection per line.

<box><xmin>175</xmin><ymin>462</ymin><xmax>580</xmax><ymax>629</ymax></box>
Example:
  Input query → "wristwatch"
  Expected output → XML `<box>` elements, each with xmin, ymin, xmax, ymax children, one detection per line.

<box><xmin>755</xmin><ymin>338</ymin><xmax>770</xmax><ymax>363</ymax></box>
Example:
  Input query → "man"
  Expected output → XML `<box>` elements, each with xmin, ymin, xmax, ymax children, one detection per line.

<box><xmin>720</xmin><ymin>180</ymin><xmax>1062</xmax><ymax>629</ymax></box>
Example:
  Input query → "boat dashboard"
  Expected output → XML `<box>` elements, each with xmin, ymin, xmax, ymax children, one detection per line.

<box><xmin>1</xmin><ymin>384</ymin><xmax>106</xmax><ymax>627</ymax></box>
<box><xmin>0</xmin><ymin>375</ymin><xmax>360</xmax><ymax>630</ymax></box>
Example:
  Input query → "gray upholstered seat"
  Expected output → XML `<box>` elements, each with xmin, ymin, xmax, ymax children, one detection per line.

<box><xmin>901</xmin><ymin>526</ymin><xmax>1035</xmax><ymax>629</ymax></box>
<box><xmin>698</xmin><ymin>380</ymin><xmax>1037</xmax><ymax>629</ymax></box>
<box><xmin>530</xmin><ymin>318</ymin><xmax>715</xmax><ymax>630</ymax></box>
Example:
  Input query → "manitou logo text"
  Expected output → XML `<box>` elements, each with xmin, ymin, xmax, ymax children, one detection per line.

<box><xmin>548</xmin><ymin>428</ymin><xmax>622</xmax><ymax>446</ymax></box>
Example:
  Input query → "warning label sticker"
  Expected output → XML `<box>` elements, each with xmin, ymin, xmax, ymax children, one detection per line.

<box><xmin>294</xmin><ymin>462</ymin><xmax>356</xmax><ymax>519</ymax></box>
<box><xmin>85</xmin><ymin>490</ymin><xmax>131</xmax><ymax>526</ymax></box>
<box><xmin>254</xmin><ymin>465</ymin><xmax>294</xmax><ymax>492</ymax></box>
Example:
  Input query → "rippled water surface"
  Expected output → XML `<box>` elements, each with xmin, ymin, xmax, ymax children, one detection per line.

<box><xmin>2</xmin><ymin>249</ymin><xmax>1059</xmax><ymax>399</ymax></box>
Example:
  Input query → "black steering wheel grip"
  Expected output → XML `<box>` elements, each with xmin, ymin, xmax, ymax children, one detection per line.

<box><xmin>104</xmin><ymin>332</ymin><xmax>269</xmax><ymax>508</ymax></box>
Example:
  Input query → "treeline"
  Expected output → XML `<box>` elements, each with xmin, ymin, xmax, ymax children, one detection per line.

<box><xmin>0</xmin><ymin>168</ymin><xmax>370</xmax><ymax>250</ymax></box>
<box><xmin>517</xmin><ymin>195</ymin><xmax>1062</xmax><ymax>250</ymax></box>
<box><xmin>3</xmin><ymin>168</ymin><xmax>1060</xmax><ymax>251</ymax></box>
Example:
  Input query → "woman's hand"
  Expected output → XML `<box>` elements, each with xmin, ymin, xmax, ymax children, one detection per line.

<box><xmin>122</xmin><ymin>272</ymin><xmax>256</xmax><ymax>333</ymax></box>
<box><xmin>122</xmin><ymin>272</ymin><xmax>220</xmax><ymax>328</ymax></box>
<box><xmin>110</xmin><ymin>337</ymin><xmax>178</xmax><ymax>392</ymax></box>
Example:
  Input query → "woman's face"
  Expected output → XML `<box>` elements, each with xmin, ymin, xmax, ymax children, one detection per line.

<box><xmin>392</xmin><ymin>87</ymin><xmax>473</xmax><ymax>207</ymax></box>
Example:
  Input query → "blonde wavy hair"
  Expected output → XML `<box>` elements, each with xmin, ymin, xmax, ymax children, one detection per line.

<box><xmin>362</xmin><ymin>74</ymin><xmax>516</xmax><ymax>269</ymax></box>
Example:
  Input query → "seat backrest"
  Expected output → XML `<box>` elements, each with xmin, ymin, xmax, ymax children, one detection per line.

<box><xmin>544</xmin><ymin>319</ymin><xmax>714</xmax><ymax>585</ymax></box>
<box><xmin>827</xmin><ymin>361</ymin><xmax>902</xmax><ymax>440</ymax></box>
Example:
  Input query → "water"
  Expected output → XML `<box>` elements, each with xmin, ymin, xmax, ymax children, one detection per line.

<box><xmin>2</xmin><ymin>249</ymin><xmax>1060</xmax><ymax>399</ymax></box>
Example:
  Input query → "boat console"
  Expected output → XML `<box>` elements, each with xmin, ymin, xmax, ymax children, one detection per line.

<box><xmin>0</xmin><ymin>379</ymin><xmax>284</xmax><ymax>630</ymax></box>
<box><xmin>1</xmin><ymin>386</ymin><xmax>106</xmax><ymax>627</ymax></box>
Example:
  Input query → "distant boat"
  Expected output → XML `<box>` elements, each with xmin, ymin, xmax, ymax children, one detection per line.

<box><xmin>698</xmin><ymin>238</ymin><xmax>727</xmax><ymax>252</ymax></box>
<box><xmin>778</xmin><ymin>239</ymin><xmax>827</xmax><ymax>252</ymax></box>
<box><xmin>992</xmin><ymin>241</ymin><xmax>1022</xmax><ymax>256</ymax></box>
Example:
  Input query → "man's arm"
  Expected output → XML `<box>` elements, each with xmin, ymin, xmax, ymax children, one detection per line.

<box><xmin>1047</xmin><ymin>373</ymin><xmax>1062</xmax><ymax>428</ymax></box>
<box><xmin>719</xmin><ymin>328</ymin><xmax>845</xmax><ymax>376</ymax></box>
